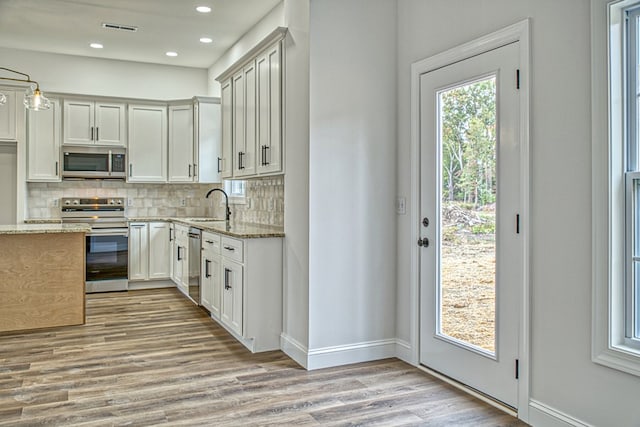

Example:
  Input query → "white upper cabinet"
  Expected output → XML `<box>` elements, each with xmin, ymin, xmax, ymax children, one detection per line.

<box><xmin>127</xmin><ymin>104</ymin><xmax>167</xmax><ymax>183</ymax></box>
<box><xmin>234</xmin><ymin>62</ymin><xmax>257</xmax><ymax>177</ymax></box>
<box><xmin>27</xmin><ymin>98</ymin><xmax>61</xmax><ymax>182</ymax></box>
<box><xmin>168</xmin><ymin>104</ymin><xmax>194</xmax><ymax>182</ymax></box>
<box><xmin>0</xmin><ymin>90</ymin><xmax>17</xmax><ymax>141</ymax></box>
<box><xmin>194</xmin><ymin>99</ymin><xmax>222</xmax><ymax>183</ymax></box>
<box><xmin>217</xmin><ymin>29</ymin><xmax>286</xmax><ymax>180</ymax></box>
<box><xmin>256</xmin><ymin>42</ymin><xmax>282</xmax><ymax>175</ymax></box>
<box><xmin>63</xmin><ymin>99</ymin><xmax>126</xmax><ymax>146</ymax></box>
<box><xmin>220</xmin><ymin>80</ymin><xmax>233</xmax><ymax>179</ymax></box>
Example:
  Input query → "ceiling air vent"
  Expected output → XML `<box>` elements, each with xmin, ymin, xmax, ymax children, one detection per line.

<box><xmin>102</xmin><ymin>22</ymin><xmax>138</xmax><ymax>32</ymax></box>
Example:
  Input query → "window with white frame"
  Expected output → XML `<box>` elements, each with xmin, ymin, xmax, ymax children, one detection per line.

<box><xmin>626</xmin><ymin>5</ymin><xmax>640</xmax><ymax>349</ymax></box>
<box><xmin>224</xmin><ymin>180</ymin><xmax>246</xmax><ymax>203</ymax></box>
<box><xmin>593</xmin><ymin>0</ymin><xmax>640</xmax><ymax>376</ymax></box>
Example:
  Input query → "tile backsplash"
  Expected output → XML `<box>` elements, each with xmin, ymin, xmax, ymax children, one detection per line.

<box><xmin>26</xmin><ymin>176</ymin><xmax>284</xmax><ymax>227</ymax></box>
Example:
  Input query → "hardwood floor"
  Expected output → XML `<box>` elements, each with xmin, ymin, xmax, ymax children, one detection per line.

<box><xmin>0</xmin><ymin>288</ymin><xmax>526</xmax><ymax>426</ymax></box>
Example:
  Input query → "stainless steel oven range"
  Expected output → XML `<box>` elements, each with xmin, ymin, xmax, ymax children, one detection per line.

<box><xmin>61</xmin><ymin>197</ymin><xmax>128</xmax><ymax>293</ymax></box>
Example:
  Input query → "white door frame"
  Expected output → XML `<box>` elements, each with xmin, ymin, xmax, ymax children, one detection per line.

<box><xmin>409</xmin><ymin>19</ymin><xmax>531</xmax><ymax>421</ymax></box>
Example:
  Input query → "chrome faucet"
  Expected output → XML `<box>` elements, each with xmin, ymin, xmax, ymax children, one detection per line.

<box><xmin>205</xmin><ymin>188</ymin><xmax>231</xmax><ymax>222</ymax></box>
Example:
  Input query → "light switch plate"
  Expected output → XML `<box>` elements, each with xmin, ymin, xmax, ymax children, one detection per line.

<box><xmin>396</xmin><ymin>197</ymin><xmax>406</xmax><ymax>215</ymax></box>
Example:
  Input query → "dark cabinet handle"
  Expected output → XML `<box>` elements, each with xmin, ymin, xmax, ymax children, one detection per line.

<box><xmin>205</xmin><ymin>240</ymin><xmax>214</xmax><ymax>244</ymax></box>
<box><xmin>261</xmin><ymin>145</ymin><xmax>271</xmax><ymax>166</ymax></box>
<box><xmin>224</xmin><ymin>268</ymin><xmax>231</xmax><ymax>290</ymax></box>
<box><xmin>55</xmin><ymin>161</ymin><xmax>58</xmax><ymax>176</ymax></box>
<box><xmin>223</xmin><ymin>245</ymin><xmax>235</xmax><ymax>252</ymax></box>
<box><xmin>205</xmin><ymin>259</ymin><xmax>211</xmax><ymax>278</ymax></box>
<box><xmin>90</xmin><ymin>126</ymin><xmax>94</xmax><ymax>141</ymax></box>
<box><xmin>129</xmin><ymin>164</ymin><xmax>133</xmax><ymax>177</ymax></box>
<box><xmin>188</xmin><ymin>164</ymin><xmax>192</xmax><ymax>177</ymax></box>
<box><xmin>169</xmin><ymin>228</ymin><xmax>174</xmax><ymax>242</ymax></box>
<box><xmin>193</xmin><ymin>163</ymin><xmax>197</xmax><ymax>177</ymax></box>
<box><xmin>217</xmin><ymin>157</ymin><xmax>222</xmax><ymax>173</ymax></box>
<box><xmin>177</xmin><ymin>246</ymin><xmax>183</xmax><ymax>261</ymax></box>
<box><xmin>96</xmin><ymin>127</ymin><xmax>99</xmax><ymax>141</ymax></box>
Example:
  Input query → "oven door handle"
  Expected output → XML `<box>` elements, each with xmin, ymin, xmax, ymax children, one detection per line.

<box><xmin>87</xmin><ymin>230</ymin><xmax>129</xmax><ymax>237</ymax></box>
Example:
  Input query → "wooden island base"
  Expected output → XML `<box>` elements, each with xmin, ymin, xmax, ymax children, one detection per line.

<box><xmin>0</xmin><ymin>231</ymin><xmax>86</xmax><ymax>333</ymax></box>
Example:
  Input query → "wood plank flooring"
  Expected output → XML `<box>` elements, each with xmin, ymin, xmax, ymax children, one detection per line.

<box><xmin>0</xmin><ymin>288</ymin><xmax>527</xmax><ymax>426</ymax></box>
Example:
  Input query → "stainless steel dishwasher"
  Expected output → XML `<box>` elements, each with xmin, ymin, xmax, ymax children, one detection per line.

<box><xmin>188</xmin><ymin>227</ymin><xmax>201</xmax><ymax>304</ymax></box>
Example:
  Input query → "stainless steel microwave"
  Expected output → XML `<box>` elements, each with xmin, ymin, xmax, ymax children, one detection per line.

<box><xmin>62</xmin><ymin>146</ymin><xmax>126</xmax><ymax>179</ymax></box>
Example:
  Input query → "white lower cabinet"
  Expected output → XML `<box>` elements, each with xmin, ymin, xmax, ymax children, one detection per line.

<box><xmin>129</xmin><ymin>222</ymin><xmax>171</xmax><ymax>282</ymax></box>
<box><xmin>128</xmin><ymin>223</ymin><xmax>149</xmax><ymax>281</ymax></box>
<box><xmin>148</xmin><ymin>223</ymin><xmax>171</xmax><ymax>279</ymax></box>
<box><xmin>221</xmin><ymin>258</ymin><xmax>244</xmax><ymax>336</ymax></box>
<box><xmin>203</xmin><ymin>232</ymin><xmax>282</xmax><ymax>353</ymax></box>
<box><xmin>172</xmin><ymin>224</ymin><xmax>190</xmax><ymax>296</ymax></box>
<box><xmin>201</xmin><ymin>232</ymin><xmax>221</xmax><ymax>317</ymax></box>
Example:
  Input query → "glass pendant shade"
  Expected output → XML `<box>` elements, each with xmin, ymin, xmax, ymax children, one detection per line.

<box><xmin>0</xmin><ymin>93</ymin><xmax>6</xmax><ymax>105</ymax></box>
<box><xmin>23</xmin><ymin>86</ymin><xmax>50</xmax><ymax>111</ymax></box>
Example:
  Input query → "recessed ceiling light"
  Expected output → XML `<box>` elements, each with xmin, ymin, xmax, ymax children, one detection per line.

<box><xmin>89</xmin><ymin>43</ymin><xmax>103</xmax><ymax>49</ymax></box>
<box><xmin>199</xmin><ymin>37</ymin><xmax>213</xmax><ymax>44</ymax></box>
<box><xmin>166</xmin><ymin>51</ymin><xmax>178</xmax><ymax>57</ymax></box>
<box><xmin>196</xmin><ymin>6</ymin><xmax>211</xmax><ymax>13</ymax></box>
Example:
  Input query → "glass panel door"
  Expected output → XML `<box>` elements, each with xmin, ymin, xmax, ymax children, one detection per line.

<box><xmin>438</xmin><ymin>76</ymin><xmax>497</xmax><ymax>354</ymax></box>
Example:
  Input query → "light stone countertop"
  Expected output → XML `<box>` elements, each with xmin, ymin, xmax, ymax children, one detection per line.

<box><xmin>0</xmin><ymin>223</ymin><xmax>91</xmax><ymax>235</ymax></box>
<box><xmin>128</xmin><ymin>217</ymin><xmax>285</xmax><ymax>239</ymax></box>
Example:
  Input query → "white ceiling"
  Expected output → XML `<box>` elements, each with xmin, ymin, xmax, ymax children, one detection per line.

<box><xmin>0</xmin><ymin>0</ymin><xmax>282</xmax><ymax>69</ymax></box>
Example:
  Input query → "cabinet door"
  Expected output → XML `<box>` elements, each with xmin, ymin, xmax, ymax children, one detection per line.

<box><xmin>168</xmin><ymin>104</ymin><xmax>194</xmax><ymax>182</ymax></box>
<box><xmin>221</xmin><ymin>259</ymin><xmax>243</xmax><ymax>336</ymax></box>
<box><xmin>257</xmin><ymin>42</ymin><xmax>283</xmax><ymax>175</ymax></box>
<box><xmin>232</xmin><ymin>70</ymin><xmax>245</xmax><ymax>177</ymax></box>
<box><xmin>27</xmin><ymin>98</ymin><xmax>61</xmax><ymax>182</ymax></box>
<box><xmin>129</xmin><ymin>223</ymin><xmax>149</xmax><ymax>280</ymax></box>
<box><xmin>235</xmin><ymin>63</ymin><xmax>257</xmax><ymax>177</ymax></box>
<box><xmin>220</xmin><ymin>79</ymin><xmax>233</xmax><ymax>179</ymax></box>
<box><xmin>63</xmin><ymin>100</ymin><xmax>94</xmax><ymax>145</ymax></box>
<box><xmin>95</xmin><ymin>102</ymin><xmax>126</xmax><ymax>146</ymax></box>
<box><xmin>201</xmin><ymin>250</ymin><xmax>221</xmax><ymax>317</ymax></box>
<box><xmin>128</xmin><ymin>105</ymin><xmax>167</xmax><ymax>183</ymax></box>
<box><xmin>172</xmin><ymin>240</ymin><xmax>182</xmax><ymax>285</ymax></box>
<box><xmin>0</xmin><ymin>90</ymin><xmax>17</xmax><ymax>141</ymax></box>
<box><xmin>195</xmin><ymin>101</ymin><xmax>222</xmax><ymax>183</ymax></box>
<box><xmin>148</xmin><ymin>222</ymin><xmax>171</xmax><ymax>279</ymax></box>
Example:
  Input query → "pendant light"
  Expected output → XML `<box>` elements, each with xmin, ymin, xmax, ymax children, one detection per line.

<box><xmin>0</xmin><ymin>67</ymin><xmax>51</xmax><ymax>111</ymax></box>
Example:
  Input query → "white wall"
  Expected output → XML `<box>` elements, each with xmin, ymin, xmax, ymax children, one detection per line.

<box><xmin>307</xmin><ymin>0</ymin><xmax>397</xmax><ymax>358</ymax></box>
<box><xmin>207</xmin><ymin>2</ymin><xmax>285</xmax><ymax>97</ymax></box>
<box><xmin>396</xmin><ymin>1</ymin><xmax>640</xmax><ymax>426</ymax></box>
<box><xmin>280</xmin><ymin>0</ymin><xmax>311</xmax><ymax>365</ymax></box>
<box><xmin>0</xmin><ymin>47</ymin><xmax>207</xmax><ymax>99</ymax></box>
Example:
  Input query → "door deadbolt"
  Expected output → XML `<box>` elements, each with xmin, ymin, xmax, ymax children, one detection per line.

<box><xmin>422</xmin><ymin>217</ymin><xmax>429</xmax><ymax>227</ymax></box>
<box><xmin>417</xmin><ymin>237</ymin><xmax>429</xmax><ymax>247</ymax></box>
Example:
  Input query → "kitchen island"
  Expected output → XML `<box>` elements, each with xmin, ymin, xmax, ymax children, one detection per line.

<box><xmin>0</xmin><ymin>223</ymin><xmax>90</xmax><ymax>333</ymax></box>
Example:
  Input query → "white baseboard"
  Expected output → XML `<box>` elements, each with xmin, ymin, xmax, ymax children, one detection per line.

<box><xmin>306</xmin><ymin>338</ymin><xmax>397</xmax><ymax>370</ymax></box>
<box><xmin>280</xmin><ymin>333</ymin><xmax>309</xmax><ymax>369</ymax></box>
<box><xmin>529</xmin><ymin>400</ymin><xmax>592</xmax><ymax>427</ymax></box>
<box><xmin>395</xmin><ymin>339</ymin><xmax>414</xmax><ymax>364</ymax></box>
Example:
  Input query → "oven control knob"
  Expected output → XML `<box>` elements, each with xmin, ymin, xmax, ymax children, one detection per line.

<box><xmin>117</xmin><ymin>200</ymin><xmax>123</xmax><ymax>205</ymax></box>
<box><xmin>72</xmin><ymin>200</ymin><xmax>79</xmax><ymax>205</ymax></box>
<box><xmin>64</xmin><ymin>200</ymin><xmax>71</xmax><ymax>206</ymax></box>
<box><xmin>109</xmin><ymin>199</ymin><xmax>115</xmax><ymax>205</ymax></box>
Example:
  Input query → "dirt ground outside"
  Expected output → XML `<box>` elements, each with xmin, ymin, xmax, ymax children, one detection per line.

<box><xmin>440</xmin><ymin>203</ymin><xmax>496</xmax><ymax>353</ymax></box>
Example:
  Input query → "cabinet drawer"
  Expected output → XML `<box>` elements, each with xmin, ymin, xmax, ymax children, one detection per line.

<box><xmin>202</xmin><ymin>231</ymin><xmax>221</xmax><ymax>254</ymax></box>
<box><xmin>221</xmin><ymin>236</ymin><xmax>243</xmax><ymax>263</ymax></box>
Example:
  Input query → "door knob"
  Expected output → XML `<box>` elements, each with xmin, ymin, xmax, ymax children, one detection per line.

<box><xmin>417</xmin><ymin>237</ymin><xmax>429</xmax><ymax>247</ymax></box>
